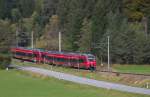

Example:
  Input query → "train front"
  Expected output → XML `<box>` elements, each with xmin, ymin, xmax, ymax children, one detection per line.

<box><xmin>86</xmin><ymin>54</ymin><xmax>96</xmax><ymax>70</ymax></box>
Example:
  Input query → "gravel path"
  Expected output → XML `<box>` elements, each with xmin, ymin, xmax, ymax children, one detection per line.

<box><xmin>15</xmin><ymin>66</ymin><xmax>150</xmax><ymax>95</ymax></box>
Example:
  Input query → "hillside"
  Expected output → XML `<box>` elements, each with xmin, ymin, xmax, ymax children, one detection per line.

<box><xmin>0</xmin><ymin>0</ymin><xmax>150</xmax><ymax>65</ymax></box>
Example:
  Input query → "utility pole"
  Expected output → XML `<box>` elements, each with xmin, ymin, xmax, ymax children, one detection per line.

<box><xmin>92</xmin><ymin>36</ymin><xmax>110</xmax><ymax>71</ymax></box>
<box><xmin>108</xmin><ymin>36</ymin><xmax>110</xmax><ymax>71</ymax></box>
<box><xmin>16</xmin><ymin>29</ymin><xmax>18</xmax><ymax>47</ymax></box>
<box><xmin>143</xmin><ymin>17</ymin><xmax>148</xmax><ymax>38</ymax></box>
<box><xmin>31</xmin><ymin>31</ymin><xmax>34</xmax><ymax>48</ymax></box>
<box><xmin>59</xmin><ymin>31</ymin><xmax>61</xmax><ymax>52</ymax></box>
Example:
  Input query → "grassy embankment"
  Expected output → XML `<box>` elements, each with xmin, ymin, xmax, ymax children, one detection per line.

<box><xmin>11</xmin><ymin>59</ymin><xmax>150</xmax><ymax>88</ymax></box>
<box><xmin>0</xmin><ymin>69</ymin><xmax>150</xmax><ymax>97</ymax></box>
<box><xmin>113</xmin><ymin>64</ymin><xmax>150</xmax><ymax>74</ymax></box>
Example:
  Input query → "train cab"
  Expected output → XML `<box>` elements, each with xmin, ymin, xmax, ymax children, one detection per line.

<box><xmin>86</xmin><ymin>54</ymin><xmax>96</xmax><ymax>70</ymax></box>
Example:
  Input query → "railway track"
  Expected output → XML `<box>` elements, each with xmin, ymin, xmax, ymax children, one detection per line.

<box><xmin>11</xmin><ymin>59</ymin><xmax>150</xmax><ymax>77</ymax></box>
<box><xmin>94</xmin><ymin>65</ymin><xmax>150</xmax><ymax>77</ymax></box>
<box><xmin>97</xmin><ymin>70</ymin><xmax>150</xmax><ymax>77</ymax></box>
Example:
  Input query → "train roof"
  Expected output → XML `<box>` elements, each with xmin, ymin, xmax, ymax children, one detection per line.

<box><xmin>13</xmin><ymin>47</ymin><xmax>95</xmax><ymax>57</ymax></box>
<box><xmin>14</xmin><ymin>47</ymin><xmax>45</xmax><ymax>52</ymax></box>
<box><xmin>47</xmin><ymin>51</ymin><xmax>95</xmax><ymax>57</ymax></box>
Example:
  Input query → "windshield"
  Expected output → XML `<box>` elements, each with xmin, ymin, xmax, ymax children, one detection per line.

<box><xmin>87</xmin><ymin>55</ymin><xmax>95</xmax><ymax>61</ymax></box>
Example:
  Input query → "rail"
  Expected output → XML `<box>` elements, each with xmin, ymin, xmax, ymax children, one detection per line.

<box><xmin>98</xmin><ymin>70</ymin><xmax>150</xmax><ymax>76</ymax></box>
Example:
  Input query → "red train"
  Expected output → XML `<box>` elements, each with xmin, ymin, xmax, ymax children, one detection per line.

<box><xmin>11</xmin><ymin>47</ymin><xmax>96</xmax><ymax>70</ymax></box>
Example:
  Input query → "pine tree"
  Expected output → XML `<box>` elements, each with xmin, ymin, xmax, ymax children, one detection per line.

<box><xmin>79</xmin><ymin>18</ymin><xmax>92</xmax><ymax>52</ymax></box>
<box><xmin>18</xmin><ymin>0</ymin><xmax>35</xmax><ymax>18</ymax></box>
<box><xmin>11</xmin><ymin>8</ymin><xmax>21</xmax><ymax>22</ymax></box>
<box><xmin>64</xmin><ymin>0</ymin><xmax>85</xmax><ymax>51</ymax></box>
<box><xmin>38</xmin><ymin>15</ymin><xmax>60</xmax><ymax>50</ymax></box>
<box><xmin>0</xmin><ymin>20</ymin><xmax>14</xmax><ymax>69</ymax></box>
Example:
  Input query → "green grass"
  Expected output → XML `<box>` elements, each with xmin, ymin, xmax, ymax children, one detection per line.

<box><xmin>12</xmin><ymin>59</ymin><xmax>122</xmax><ymax>82</ymax></box>
<box><xmin>113</xmin><ymin>65</ymin><xmax>150</xmax><ymax>74</ymax></box>
<box><xmin>11</xmin><ymin>59</ymin><xmax>150</xmax><ymax>88</ymax></box>
<box><xmin>0</xmin><ymin>70</ymin><xmax>149</xmax><ymax>97</ymax></box>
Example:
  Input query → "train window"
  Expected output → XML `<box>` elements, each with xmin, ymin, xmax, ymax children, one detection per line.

<box><xmin>88</xmin><ymin>55</ymin><xmax>95</xmax><ymax>59</ymax></box>
<box><xmin>56</xmin><ymin>57</ymin><xmax>60</xmax><ymax>62</ymax></box>
<box><xmin>88</xmin><ymin>58</ymin><xmax>95</xmax><ymax>61</ymax></box>
<box><xmin>47</xmin><ymin>56</ymin><xmax>53</xmax><ymax>61</ymax></box>
<box><xmin>45</xmin><ymin>56</ymin><xmax>48</xmax><ymax>59</ymax></box>
<box><xmin>64</xmin><ymin>58</ymin><xmax>68</xmax><ymax>62</ymax></box>
<box><xmin>27</xmin><ymin>53</ymin><xmax>34</xmax><ymax>57</ymax></box>
<box><xmin>58</xmin><ymin>57</ymin><xmax>63</xmax><ymax>62</ymax></box>
<box><xmin>16</xmin><ymin>52</ymin><xmax>26</xmax><ymax>56</ymax></box>
<box><xmin>16</xmin><ymin>52</ymin><xmax>19</xmax><ymax>55</ymax></box>
<box><xmin>88</xmin><ymin>55</ymin><xmax>95</xmax><ymax>61</ymax></box>
<box><xmin>71</xmin><ymin>59</ymin><xmax>78</xmax><ymax>63</ymax></box>
<box><xmin>79</xmin><ymin>59</ymin><xmax>84</xmax><ymax>63</ymax></box>
<box><xmin>56</xmin><ymin>57</ymin><xmax>63</xmax><ymax>62</ymax></box>
<box><xmin>60</xmin><ymin>58</ymin><xmax>64</xmax><ymax>62</ymax></box>
<box><xmin>45</xmin><ymin>56</ymin><xmax>48</xmax><ymax>60</ymax></box>
<box><xmin>62</xmin><ymin>58</ymin><xmax>66</xmax><ymax>62</ymax></box>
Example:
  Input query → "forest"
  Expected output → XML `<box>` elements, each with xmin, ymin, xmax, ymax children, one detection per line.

<box><xmin>0</xmin><ymin>0</ymin><xmax>150</xmax><ymax>65</ymax></box>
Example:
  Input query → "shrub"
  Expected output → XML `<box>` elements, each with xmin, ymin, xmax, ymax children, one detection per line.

<box><xmin>0</xmin><ymin>54</ymin><xmax>11</xmax><ymax>69</ymax></box>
